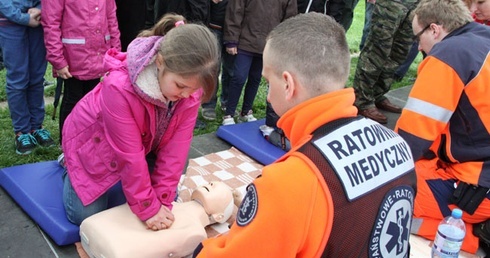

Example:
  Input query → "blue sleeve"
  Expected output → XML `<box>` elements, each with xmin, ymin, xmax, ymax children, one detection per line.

<box><xmin>0</xmin><ymin>0</ymin><xmax>31</xmax><ymax>26</ymax></box>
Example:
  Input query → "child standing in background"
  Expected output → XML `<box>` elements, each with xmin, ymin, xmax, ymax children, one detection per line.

<box><xmin>0</xmin><ymin>0</ymin><xmax>55</xmax><ymax>155</ymax></box>
<box><xmin>221</xmin><ymin>0</ymin><xmax>297</xmax><ymax>125</ymax></box>
<box><xmin>41</xmin><ymin>0</ymin><xmax>121</xmax><ymax>144</ymax></box>
<box><xmin>61</xmin><ymin>15</ymin><xmax>220</xmax><ymax>231</ymax></box>
<box><xmin>200</xmin><ymin>0</ymin><xmax>235</xmax><ymax>121</ymax></box>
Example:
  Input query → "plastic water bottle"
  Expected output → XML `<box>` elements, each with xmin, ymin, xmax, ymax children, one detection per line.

<box><xmin>431</xmin><ymin>208</ymin><xmax>466</xmax><ymax>258</ymax></box>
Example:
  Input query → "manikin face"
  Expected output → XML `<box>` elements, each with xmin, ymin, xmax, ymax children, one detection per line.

<box><xmin>471</xmin><ymin>0</ymin><xmax>490</xmax><ymax>21</ymax></box>
<box><xmin>191</xmin><ymin>181</ymin><xmax>233</xmax><ymax>216</ymax></box>
<box><xmin>155</xmin><ymin>53</ymin><xmax>202</xmax><ymax>102</ymax></box>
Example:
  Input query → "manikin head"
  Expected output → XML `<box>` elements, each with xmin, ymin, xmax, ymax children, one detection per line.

<box><xmin>191</xmin><ymin>181</ymin><xmax>234</xmax><ymax>224</ymax></box>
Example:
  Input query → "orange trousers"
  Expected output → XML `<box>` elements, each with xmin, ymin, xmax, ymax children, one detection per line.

<box><xmin>411</xmin><ymin>158</ymin><xmax>490</xmax><ymax>254</ymax></box>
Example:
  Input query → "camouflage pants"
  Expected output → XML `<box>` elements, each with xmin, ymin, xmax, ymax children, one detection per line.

<box><xmin>353</xmin><ymin>0</ymin><xmax>418</xmax><ymax>110</ymax></box>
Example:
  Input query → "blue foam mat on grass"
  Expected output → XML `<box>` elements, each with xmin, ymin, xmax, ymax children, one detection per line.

<box><xmin>0</xmin><ymin>161</ymin><xmax>125</xmax><ymax>246</ymax></box>
<box><xmin>216</xmin><ymin>119</ymin><xmax>286</xmax><ymax>165</ymax></box>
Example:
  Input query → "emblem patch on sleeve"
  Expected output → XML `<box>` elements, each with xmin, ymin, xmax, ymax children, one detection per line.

<box><xmin>369</xmin><ymin>185</ymin><xmax>414</xmax><ymax>258</ymax></box>
<box><xmin>236</xmin><ymin>184</ymin><xmax>258</xmax><ymax>226</ymax></box>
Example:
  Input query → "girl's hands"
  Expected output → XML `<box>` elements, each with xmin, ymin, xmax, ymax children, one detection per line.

<box><xmin>145</xmin><ymin>205</ymin><xmax>175</xmax><ymax>231</ymax></box>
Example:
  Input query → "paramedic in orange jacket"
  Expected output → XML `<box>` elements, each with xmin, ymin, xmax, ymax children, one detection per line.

<box><xmin>395</xmin><ymin>0</ymin><xmax>490</xmax><ymax>254</ymax></box>
<box><xmin>193</xmin><ymin>13</ymin><xmax>416</xmax><ymax>258</ymax></box>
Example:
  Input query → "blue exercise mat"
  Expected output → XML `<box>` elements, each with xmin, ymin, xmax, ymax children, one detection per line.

<box><xmin>0</xmin><ymin>161</ymin><xmax>125</xmax><ymax>246</ymax></box>
<box><xmin>216</xmin><ymin>119</ymin><xmax>286</xmax><ymax>165</ymax></box>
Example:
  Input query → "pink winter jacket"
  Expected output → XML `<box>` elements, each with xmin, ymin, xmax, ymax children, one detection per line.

<box><xmin>62</xmin><ymin>36</ymin><xmax>201</xmax><ymax>221</ymax></box>
<box><xmin>41</xmin><ymin>0</ymin><xmax>121</xmax><ymax>80</ymax></box>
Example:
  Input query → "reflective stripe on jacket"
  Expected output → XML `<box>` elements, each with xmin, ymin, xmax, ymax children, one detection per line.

<box><xmin>396</xmin><ymin>22</ymin><xmax>490</xmax><ymax>187</ymax></box>
<box><xmin>41</xmin><ymin>0</ymin><xmax>121</xmax><ymax>80</ymax></box>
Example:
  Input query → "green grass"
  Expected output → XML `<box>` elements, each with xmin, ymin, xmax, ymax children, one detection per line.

<box><xmin>0</xmin><ymin>3</ymin><xmax>421</xmax><ymax>167</ymax></box>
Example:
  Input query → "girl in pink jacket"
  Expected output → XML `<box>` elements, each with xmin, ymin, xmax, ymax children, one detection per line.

<box><xmin>61</xmin><ymin>15</ymin><xmax>220</xmax><ymax>231</ymax></box>
<box><xmin>41</xmin><ymin>0</ymin><xmax>121</xmax><ymax>143</ymax></box>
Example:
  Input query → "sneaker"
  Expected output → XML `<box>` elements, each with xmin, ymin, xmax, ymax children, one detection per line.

<box><xmin>239</xmin><ymin>110</ymin><xmax>257</xmax><ymax>123</ymax></box>
<box><xmin>43</xmin><ymin>80</ymin><xmax>54</xmax><ymax>87</ymax></box>
<box><xmin>222</xmin><ymin>115</ymin><xmax>235</xmax><ymax>125</ymax></box>
<box><xmin>220</xmin><ymin>102</ymin><xmax>227</xmax><ymax>112</ymax></box>
<box><xmin>15</xmin><ymin>133</ymin><xmax>37</xmax><ymax>155</ymax></box>
<box><xmin>201</xmin><ymin>108</ymin><xmax>217</xmax><ymax>121</ymax></box>
<box><xmin>32</xmin><ymin>128</ymin><xmax>56</xmax><ymax>147</ymax></box>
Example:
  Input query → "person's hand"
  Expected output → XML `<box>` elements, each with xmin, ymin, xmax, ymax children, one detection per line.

<box><xmin>28</xmin><ymin>8</ymin><xmax>41</xmax><ymax>18</ymax></box>
<box><xmin>145</xmin><ymin>205</ymin><xmax>175</xmax><ymax>231</ymax></box>
<box><xmin>367</xmin><ymin>0</ymin><xmax>376</xmax><ymax>4</ymax></box>
<box><xmin>57</xmin><ymin>66</ymin><xmax>73</xmax><ymax>79</ymax></box>
<box><xmin>226</xmin><ymin>46</ymin><xmax>238</xmax><ymax>55</ymax></box>
<box><xmin>212</xmin><ymin>0</ymin><xmax>222</xmax><ymax>3</ymax></box>
<box><xmin>27</xmin><ymin>8</ymin><xmax>41</xmax><ymax>27</ymax></box>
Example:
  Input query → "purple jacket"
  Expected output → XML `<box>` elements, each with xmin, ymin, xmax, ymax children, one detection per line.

<box><xmin>41</xmin><ymin>0</ymin><xmax>121</xmax><ymax>80</ymax></box>
<box><xmin>62</xmin><ymin>36</ymin><xmax>201</xmax><ymax>221</ymax></box>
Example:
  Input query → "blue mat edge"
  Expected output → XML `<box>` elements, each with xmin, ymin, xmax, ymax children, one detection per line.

<box><xmin>0</xmin><ymin>160</ymin><xmax>126</xmax><ymax>246</ymax></box>
<box><xmin>0</xmin><ymin>161</ymin><xmax>80</xmax><ymax>245</ymax></box>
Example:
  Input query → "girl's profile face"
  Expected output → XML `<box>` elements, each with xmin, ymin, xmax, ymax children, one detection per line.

<box><xmin>156</xmin><ymin>54</ymin><xmax>202</xmax><ymax>102</ymax></box>
<box><xmin>472</xmin><ymin>0</ymin><xmax>490</xmax><ymax>21</ymax></box>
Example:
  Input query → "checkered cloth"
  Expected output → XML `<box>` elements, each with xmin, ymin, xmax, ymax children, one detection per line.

<box><xmin>177</xmin><ymin>147</ymin><xmax>263</xmax><ymax>237</ymax></box>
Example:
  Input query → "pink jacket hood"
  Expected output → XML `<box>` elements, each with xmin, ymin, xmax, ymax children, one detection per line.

<box><xmin>105</xmin><ymin>36</ymin><xmax>176</xmax><ymax>108</ymax></box>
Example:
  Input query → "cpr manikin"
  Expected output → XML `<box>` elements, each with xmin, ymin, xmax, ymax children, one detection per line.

<box><xmin>79</xmin><ymin>181</ymin><xmax>234</xmax><ymax>258</ymax></box>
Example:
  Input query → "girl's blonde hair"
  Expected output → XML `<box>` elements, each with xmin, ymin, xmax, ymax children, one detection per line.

<box><xmin>139</xmin><ymin>14</ymin><xmax>220</xmax><ymax>102</ymax></box>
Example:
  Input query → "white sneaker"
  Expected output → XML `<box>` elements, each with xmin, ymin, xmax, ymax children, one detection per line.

<box><xmin>239</xmin><ymin>110</ymin><xmax>257</xmax><ymax>122</ymax></box>
<box><xmin>222</xmin><ymin>115</ymin><xmax>235</xmax><ymax>125</ymax></box>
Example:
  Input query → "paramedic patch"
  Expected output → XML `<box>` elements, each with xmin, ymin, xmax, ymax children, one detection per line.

<box><xmin>312</xmin><ymin>118</ymin><xmax>414</xmax><ymax>201</ymax></box>
<box><xmin>369</xmin><ymin>185</ymin><xmax>414</xmax><ymax>258</ymax></box>
<box><xmin>236</xmin><ymin>184</ymin><xmax>258</xmax><ymax>226</ymax></box>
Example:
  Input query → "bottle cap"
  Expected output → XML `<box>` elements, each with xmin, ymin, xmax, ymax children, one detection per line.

<box><xmin>452</xmin><ymin>208</ymin><xmax>463</xmax><ymax>219</ymax></box>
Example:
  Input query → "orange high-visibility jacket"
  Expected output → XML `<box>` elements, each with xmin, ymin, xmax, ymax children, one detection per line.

<box><xmin>196</xmin><ymin>89</ymin><xmax>416</xmax><ymax>257</ymax></box>
<box><xmin>396</xmin><ymin>22</ymin><xmax>490</xmax><ymax>187</ymax></box>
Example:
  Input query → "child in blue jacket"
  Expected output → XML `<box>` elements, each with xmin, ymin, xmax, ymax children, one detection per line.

<box><xmin>0</xmin><ymin>0</ymin><xmax>55</xmax><ymax>155</ymax></box>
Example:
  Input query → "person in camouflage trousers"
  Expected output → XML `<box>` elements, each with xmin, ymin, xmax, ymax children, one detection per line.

<box><xmin>353</xmin><ymin>0</ymin><xmax>418</xmax><ymax>124</ymax></box>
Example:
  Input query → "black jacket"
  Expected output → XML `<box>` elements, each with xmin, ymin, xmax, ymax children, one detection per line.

<box><xmin>155</xmin><ymin>0</ymin><xmax>210</xmax><ymax>24</ymax></box>
<box><xmin>297</xmin><ymin>0</ymin><xmax>327</xmax><ymax>14</ymax></box>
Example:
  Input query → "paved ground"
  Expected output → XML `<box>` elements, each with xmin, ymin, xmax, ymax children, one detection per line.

<box><xmin>0</xmin><ymin>86</ymin><xmax>410</xmax><ymax>257</ymax></box>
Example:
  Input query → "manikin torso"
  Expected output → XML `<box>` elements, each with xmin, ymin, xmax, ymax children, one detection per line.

<box><xmin>80</xmin><ymin>202</ymin><xmax>214</xmax><ymax>258</ymax></box>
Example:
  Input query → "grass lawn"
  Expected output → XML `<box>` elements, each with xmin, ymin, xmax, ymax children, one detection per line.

<box><xmin>0</xmin><ymin>2</ymin><xmax>421</xmax><ymax>166</ymax></box>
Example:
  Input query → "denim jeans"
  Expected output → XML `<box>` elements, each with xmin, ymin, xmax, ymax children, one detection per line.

<box><xmin>359</xmin><ymin>1</ymin><xmax>375</xmax><ymax>50</ymax></box>
<box><xmin>62</xmin><ymin>169</ymin><xmax>109</xmax><ymax>225</ymax></box>
<box><xmin>394</xmin><ymin>41</ymin><xmax>419</xmax><ymax>79</ymax></box>
<box><xmin>0</xmin><ymin>24</ymin><xmax>47</xmax><ymax>134</ymax></box>
<box><xmin>224</xmin><ymin>51</ymin><xmax>262</xmax><ymax>117</ymax></box>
